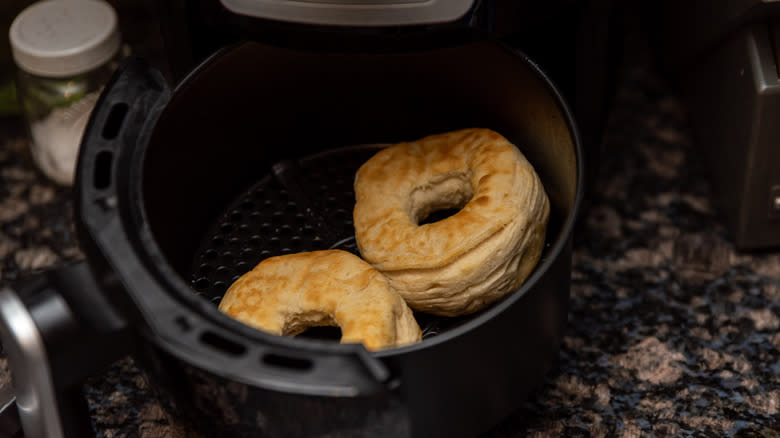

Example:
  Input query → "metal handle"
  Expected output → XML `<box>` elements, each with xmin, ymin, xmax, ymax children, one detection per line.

<box><xmin>0</xmin><ymin>380</ymin><xmax>22</xmax><ymax>438</ymax></box>
<box><xmin>0</xmin><ymin>288</ymin><xmax>65</xmax><ymax>438</ymax></box>
<box><xmin>0</xmin><ymin>263</ymin><xmax>132</xmax><ymax>438</ymax></box>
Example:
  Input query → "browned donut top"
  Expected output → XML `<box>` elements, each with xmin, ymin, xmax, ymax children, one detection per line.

<box><xmin>218</xmin><ymin>250</ymin><xmax>421</xmax><ymax>351</ymax></box>
<box><xmin>353</xmin><ymin>128</ymin><xmax>541</xmax><ymax>271</ymax></box>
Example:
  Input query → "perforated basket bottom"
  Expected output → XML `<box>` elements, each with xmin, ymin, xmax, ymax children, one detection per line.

<box><xmin>190</xmin><ymin>145</ymin><xmax>549</xmax><ymax>340</ymax></box>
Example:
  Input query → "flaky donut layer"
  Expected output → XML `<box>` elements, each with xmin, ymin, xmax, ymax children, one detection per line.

<box><xmin>218</xmin><ymin>250</ymin><xmax>421</xmax><ymax>351</ymax></box>
<box><xmin>353</xmin><ymin>128</ymin><xmax>550</xmax><ymax>316</ymax></box>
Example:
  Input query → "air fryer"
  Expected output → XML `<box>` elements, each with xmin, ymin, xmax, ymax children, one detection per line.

<box><xmin>0</xmin><ymin>2</ymin><xmax>586</xmax><ymax>438</ymax></box>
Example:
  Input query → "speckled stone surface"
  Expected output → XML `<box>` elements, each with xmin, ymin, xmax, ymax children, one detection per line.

<box><xmin>485</xmin><ymin>66</ymin><xmax>780</xmax><ymax>438</ymax></box>
<box><xmin>1</xmin><ymin>37</ymin><xmax>779</xmax><ymax>438</ymax></box>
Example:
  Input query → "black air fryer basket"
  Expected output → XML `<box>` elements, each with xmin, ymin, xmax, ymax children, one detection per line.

<box><xmin>0</xmin><ymin>38</ymin><xmax>582</xmax><ymax>437</ymax></box>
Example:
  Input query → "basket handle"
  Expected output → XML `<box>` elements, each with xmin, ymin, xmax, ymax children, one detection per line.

<box><xmin>0</xmin><ymin>262</ymin><xmax>132</xmax><ymax>438</ymax></box>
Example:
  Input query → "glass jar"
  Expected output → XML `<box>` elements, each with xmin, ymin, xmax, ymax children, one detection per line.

<box><xmin>10</xmin><ymin>0</ymin><xmax>122</xmax><ymax>186</ymax></box>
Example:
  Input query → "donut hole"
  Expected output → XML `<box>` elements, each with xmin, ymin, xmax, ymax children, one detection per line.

<box><xmin>409</xmin><ymin>171</ymin><xmax>473</xmax><ymax>225</ymax></box>
<box><xmin>283</xmin><ymin>312</ymin><xmax>343</xmax><ymax>341</ymax></box>
<box><xmin>297</xmin><ymin>326</ymin><xmax>343</xmax><ymax>341</ymax></box>
<box><xmin>419</xmin><ymin>207</ymin><xmax>463</xmax><ymax>225</ymax></box>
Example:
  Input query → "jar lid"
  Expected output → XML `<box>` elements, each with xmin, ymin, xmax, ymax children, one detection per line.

<box><xmin>9</xmin><ymin>0</ymin><xmax>120</xmax><ymax>77</ymax></box>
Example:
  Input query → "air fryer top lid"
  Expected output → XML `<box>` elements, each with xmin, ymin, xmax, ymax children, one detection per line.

<box><xmin>219</xmin><ymin>0</ymin><xmax>475</xmax><ymax>26</ymax></box>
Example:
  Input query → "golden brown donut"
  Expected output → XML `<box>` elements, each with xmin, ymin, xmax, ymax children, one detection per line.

<box><xmin>218</xmin><ymin>250</ymin><xmax>421</xmax><ymax>351</ymax></box>
<box><xmin>353</xmin><ymin>128</ymin><xmax>550</xmax><ymax>316</ymax></box>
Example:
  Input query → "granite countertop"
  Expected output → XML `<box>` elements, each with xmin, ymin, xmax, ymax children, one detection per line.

<box><xmin>1</xmin><ymin>41</ymin><xmax>779</xmax><ymax>438</ymax></box>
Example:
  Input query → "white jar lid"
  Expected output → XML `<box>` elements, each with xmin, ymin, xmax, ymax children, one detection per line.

<box><xmin>9</xmin><ymin>0</ymin><xmax>121</xmax><ymax>77</ymax></box>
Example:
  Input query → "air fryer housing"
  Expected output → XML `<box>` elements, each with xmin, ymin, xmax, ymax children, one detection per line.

<box><xmin>100</xmin><ymin>40</ymin><xmax>581</xmax><ymax>437</ymax></box>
